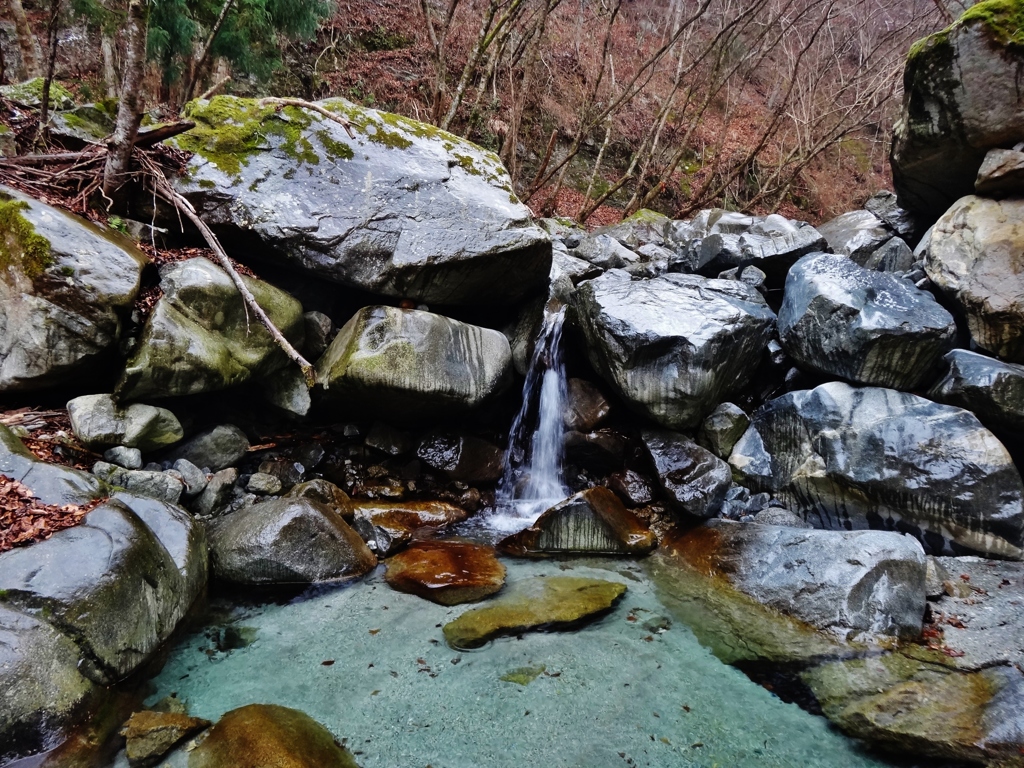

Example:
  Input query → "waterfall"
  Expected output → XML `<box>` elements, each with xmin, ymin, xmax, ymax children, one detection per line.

<box><xmin>490</xmin><ymin>303</ymin><xmax>569</xmax><ymax>533</ymax></box>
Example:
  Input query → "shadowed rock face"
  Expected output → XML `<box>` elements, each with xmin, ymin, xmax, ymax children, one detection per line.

<box><xmin>0</xmin><ymin>185</ymin><xmax>147</xmax><ymax>393</ymax></box>
<box><xmin>385</xmin><ymin>540</ymin><xmax>506</xmax><ymax>605</ymax></box>
<box><xmin>925</xmin><ymin>196</ymin><xmax>1024</xmax><ymax>363</ymax></box>
<box><xmin>497</xmin><ymin>487</ymin><xmax>656</xmax><ymax>557</ymax></box>
<box><xmin>317</xmin><ymin>306</ymin><xmax>512</xmax><ymax>420</ymax></box>
<box><xmin>172</xmin><ymin>96</ymin><xmax>551</xmax><ymax>306</ymax></box>
<box><xmin>729</xmin><ymin>382</ymin><xmax>1024</xmax><ymax>559</ymax></box>
<box><xmin>642</xmin><ymin>430</ymin><xmax>731</xmax><ymax>520</ymax></box>
<box><xmin>570</xmin><ymin>271</ymin><xmax>776</xmax><ymax>430</ymax></box>
<box><xmin>187</xmin><ymin>704</ymin><xmax>361</xmax><ymax>768</ymax></box>
<box><xmin>892</xmin><ymin>7</ymin><xmax>1024</xmax><ymax>221</ymax></box>
<box><xmin>779</xmin><ymin>253</ymin><xmax>956</xmax><ymax>389</ymax></box>
<box><xmin>929</xmin><ymin>349</ymin><xmax>1024</xmax><ymax>435</ymax></box>
<box><xmin>442</xmin><ymin>576</ymin><xmax>627</xmax><ymax>649</ymax></box>
<box><xmin>676</xmin><ymin>520</ymin><xmax>927</xmax><ymax>641</ymax></box>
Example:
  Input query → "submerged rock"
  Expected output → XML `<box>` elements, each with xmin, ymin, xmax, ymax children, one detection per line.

<box><xmin>570</xmin><ymin>271</ymin><xmax>776</xmax><ymax>430</ymax></box>
<box><xmin>925</xmin><ymin>196</ymin><xmax>1024</xmax><ymax>362</ymax></box>
<box><xmin>928</xmin><ymin>349</ymin><xmax>1024</xmax><ymax>435</ymax></box>
<box><xmin>677</xmin><ymin>521</ymin><xmax>927</xmax><ymax>640</ymax></box>
<box><xmin>892</xmin><ymin>2</ymin><xmax>1024</xmax><ymax>220</ymax></box>
<box><xmin>209</xmin><ymin>497</ymin><xmax>375</xmax><ymax>585</ymax></box>
<box><xmin>0</xmin><ymin>186</ymin><xmax>146</xmax><ymax>392</ymax></box>
<box><xmin>497</xmin><ymin>487</ymin><xmax>656</xmax><ymax>557</ymax></box>
<box><xmin>187</xmin><ymin>704</ymin><xmax>360</xmax><ymax>768</ymax></box>
<box><xmin>116</xmin><ymin>257</ymin><xmax>305</xmax><ymax>400</ymax></box>
<box><xmin>729</xmin><ymin>382</ymin><xmax>1024</xmax><ymax>559</ymax></box>
<box><xmin>442</xmin><ymin>575</ymin><xmax>626</xmax><ymax>649</ymax></box>
<box><xmin>173</xmin><ymin>96</ymin><xmax>550</xmax><ymax>306</ymax></box>
<box><xmin>642</xmin><ymin>430</ymin><xmax>731</xmax><ymax>520</ymax></box>
<box><xmin>778</xmin><ymin>253</ymin><xmax>955</xmax><ymax>389</ymax></box>
<box><xmin>317</xmin><ymin>306</ymin><xmax>512</xmax><ymax>419</ymax></box>
<box><xmin>385</xmin><ymin>540</ymin><xmax>506</xmax><ymax>605</ymax></box>
<box><xmin>121</xmin><ymin>710</ymin><xmax>211</xmax><ymax>767</ymax></box>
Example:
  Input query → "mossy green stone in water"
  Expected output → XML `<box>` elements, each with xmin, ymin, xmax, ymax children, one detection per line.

<box><xmin>443</xmin><ymin>575</ymin><xmax>626</xmax><ymax>649</ymax></box>
<box><xmin>500</xmin><ymin>664</ymin><xmax>546</xmax><ymax>685</ymax></box>
<box><xmin>0</xmin><ymin>196</ymin><xmax>53</xmax><ymax>278</ymax></box>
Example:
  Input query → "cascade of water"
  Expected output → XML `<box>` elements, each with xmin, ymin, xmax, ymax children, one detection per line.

<box><xmin>490</xmin><ymin>303</ymin><xmax>569</xmax><ymax>532</ymax></box>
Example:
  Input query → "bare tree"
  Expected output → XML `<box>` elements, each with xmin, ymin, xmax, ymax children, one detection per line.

<box><xmin>102</xmin><ymin>0</ymin><xmax>149</xmax><ymax>201</ymax></box>
<box><xmin>4</xmin><ymin>0</ymin><xmax>41</xmax><ymax>80</ymax></box>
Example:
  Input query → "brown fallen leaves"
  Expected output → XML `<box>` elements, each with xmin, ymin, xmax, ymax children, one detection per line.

<box><xmin>0</xmin><ymin>474</ymin><xmax>105</xmax><ymax>554</ymax></box>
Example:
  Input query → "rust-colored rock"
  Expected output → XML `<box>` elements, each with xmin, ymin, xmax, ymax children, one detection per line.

<box><xmin>385</xmin><ymin>539</ymin><xmax>506</xmax><ymax>605</ymax></box>
<box><xmin>351</xmin><ymin>499</ymin><xmax>468</xmax><ymax>556</ymax></box>
<box><xmin>497</xmin><ymin>487</ymin><xmax>656</xmax><ymax>557</ymax></box>
<box><xmin>120</xmin><ymin>710</ymin><xmax>210</xmax><ymax>766</ymax></box>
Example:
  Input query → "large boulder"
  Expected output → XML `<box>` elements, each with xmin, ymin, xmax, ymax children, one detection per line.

<box><xmin>729</xmin><ymin>382</ymin><xmax>1024</xmax><ymax>559</ymax></box>
<box><xmin>0</xmin><ymin>186</ymin><xmax>146</xmax><ymax>392</ymax></box>
<box><xmin>892</xmin><ymin>1</ymin><xmax>1024</xmax><ymax>220</ymax></box>
<box><xmin>778</xmin><ymin>253</ymin><xmax>956</xmax><ymax>389</ymax></box>
<box><xmin>0</xmin><ymin>423</ymin><xmax>106</xmax><ymax>506</ymax></box>
<box><xmin>117</xmin><ymin>258</ymin><xmax>304</xmax><ymax>400</ymax></box>
<box><xmin>570</xmin><ymin>271</ymin><xmax>776</xmax><ymax>430</ymax></box>
<box><xmin>208</xmin><ymin>497</ymin><xmax>376</xmax><ymax>585</ymax></box>
<box><xmin>67</xmin><ymin>394</ymin><xmax>183</xmax><ymax>452</ymax></box>
<box><xmin>641</xmin><ymin>429</ymin><xmax>732</xmax><ymax>520</ymax></box>
<box><xmin>924</xmin><ymin>196</ymin><xmax>1024</xmax><ymax>362</ymax></box>
<box><xmin>677</xmin><ymin>520</ymin><xmax>927</xmax><ymax>640</ymax></box>
<box><xmin>172</xmin><ymin>96</ymin><xmax>551</xmax><ymax>306</ymax></box>
<box><xmin>0</xmin><ymin>495</ymin><xmax>207</xmax><ymax>685</ymax></box>
<box><xmin>928</xmin><ymin>349</ymin><xmax>1024</xmax><ymax>435</ymax></box>
<box><xmin>816</xmin><ymin>210</ymin><xmax>893</xmax><ymax>264</ymax></box>
<box><xmin>317</xmin><ymin>306</ymin><xmax>512</xmax><ymax>418</ymax></box>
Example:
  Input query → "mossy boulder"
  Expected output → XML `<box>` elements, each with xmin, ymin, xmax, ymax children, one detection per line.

<box><xmin>892</xmin><ymin>0</ymin><xmax>1024</xmax><ymax>221</ymax></box>
<box><xmin>49</xmin><ymin>102</ymin><xmax>117</xmax><ymax>147</ymax></box>
<box><xmin>187</xmin><ymin>704</ymin><xmax>361</xmax><ymax>768</ymax></box>
<box><xmin>0</xmin><ymin>185</ymin><xmax>147</xmax><ymax>392</ymax></box>
<box><xmin>67</xmin><ymin>394</ymin><xmax>183</xmax><ymax>452</ymax></box>
<box><xmin>0</xmin><ymin>78</ymin><xmax>73</xmax><ymax>109</ymax></box>
<box><xmin>116</xmin><ymin>257</ymin><xmax>304</xmax><ymax>400</ymax></box>
<box><xmin>316</xmin><ymin>306</ymin><xmax>512</xmax><ymax>419</ymax></box>
<box><xmin>169</xmin><ymin>96</ymin><xmax>551</xmax><ymax>306</ymax></box>
<box><xmin>442</xmin><ymin>575</ymin><xmax>626</xmax><ymax>649</ymax></box>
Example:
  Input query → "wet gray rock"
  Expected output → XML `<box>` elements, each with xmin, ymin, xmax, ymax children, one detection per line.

<box><xmin>753</xmin><ymin>507</ymin><xmax>811</xmax><ymax>528</ymax></box>
<box><xmin>167</xmin><ymin>425</ymin><xmax>249</xmax><ymax>472</ymax></box>
<box><xmin>0</xmin><ymin>423</ymin><xmax>106</xmax><ymax>506</ymax></box>
<box><xmin>498</xmin><ymin>487</ymin><xmax>656</xmax><ymax>557</ymax></box>
<box><xmin>928</xmin><ymin>349</ymin><xmax>1024</xmax><ymax>435</ymax></box>
<box><xmin>0</xmin><ymin>496</ymin><xmax>206</xmax><ymax>685</ymax></box>
<box><xmin>925</xmin><ymin>196</ymin><xmax>1024</xmax><ymax>362</ymax></box>
<box><xmin>729</xmin><ymin>382</ymin><xmax>1024</xmax><ymax>559</ymax></box>
<box><xmin>551</xmin><ymin>248</ymin><xmax>603</xmax><ymax>285</ymax></box>
<box><xmin>570</xmin><ymin>271</ymin><xmax>776</xmax><ymax>430</ymax></box>
<box><xmin>975</xmin><ymin>147</ymin><xmax>1024</xmax><ymax>196</ymax></box>
<box><xmin>173</xmin><ymin>97</ymin><xmax>551</xmax><ymax>306</ymax></box>
<box><xmin>365</xmin><ymin>422</ymin><xmax>413</xmax><ymax>456</ymax></box>
<box><xmin>571</xmin><ymin>233</ymin><xmax>639</xmax><ymax>270</ymax></box>
<box><xmin>563</xmin><ymin>429</ymin><xmax>626</xmax><ymax>474</ymax></box>
<box><xmin>641</xmin><ymin>429</ymin><xmax>731</xmax><ymax>520</ymax></box>
<box><xmin>697</xmin><ymin>402</ymin><xmax>750</xmax><ymax>458</ymax></box>
<box><xmin>317</xmin><ymin>306</ymin><xmax>512</xmax><ymax>418</ymax></box>
<box><xmin>864</xmin><ymin>191</ymin><xmax>918</xmax><ymax>241</ymax></box>
<box><xmin>92</xmin><ymin>462</ymin><xmax>185</xmax><ymax>505</ymax></box>
<box><xmin>116</xmin><ymin>258</ymin><xmax>305</xmax><ymax>400</ymax></box>
<box><xmin>817</xmin><ymin>210</ymin><xmax>893</xmax><ymax>263</ymax></box>
<box><xmin>67</xmin><ymin>394</ymin><xmax>183</xmax><ymax>452</ymax></box>
<box><xmin>208</xmin><ymin>498</ymin><xmax>376</xmax><ymax>585</ymax></box>
<box><xmin>695</xmin><ymin>519</ymin><xmax>927</xmax><ymax>639</ymax></box>
<box><xmin>302</xmin><ymin>311</ymin><xmax>333</xmax><ymax>359</ymax></box>
<box><xmin>172</xmin><ymin>459</ymin><xmax>207</xmax><ymax>498</ymax></box>
<box><xmin>608</xmin><ymin>469</ymin><xmax>655</xmax><ymax>507</ymax></box>
<box><xmin>0</xmin><ymin>186</ymin><xmax>147</xmax><ymax>392</ymax></box>
<box><xmin>259</xmin><ymin>368</ymin><xmax>311</xmax><ymax>418</ymax></box>
<box><xmin>247</xmin><ymin>473</ymin><xmax>283</xmax><ymax>495</ymax></box>
<box><xmin>778</xmin><ymin>253</ymin><xmax>956</xmax><ymax>389</ymax></box>
<box><xmin>595</xmin><ymin>209</ymin><xmax>671</xmax><ymax>250</ymax></box>
<box><xmin>416</xmin><ymin>431</ymin><xmax>503</xmax><ymax>484</ymax></box>
<box><xmin>862</xmin><ymin>237</ymin><xmax>915</xmax><ymax>273</ymax></box>
<box><xmin>563</xmin><ymin>378</ymin><xmax>611</xmax><ymax>432</ymax></box>
<box><xmin>257</xmin><ymin>458</ymin><xmax>304</xmax><ymax>489</ymax></box>
<box><xmin>891</xmin><ymin>8</ymin><xmax>1024</xmax><ymax>220</ymax></box>
<box><xmin>103</xmin><ymin>446</ymin><xmax>143</xmax><ymax>470</ymax></box>
<box><xmin>190</xmin><ymin>468</ymin><xmax>238</xmax><ymax>517</ymax></box>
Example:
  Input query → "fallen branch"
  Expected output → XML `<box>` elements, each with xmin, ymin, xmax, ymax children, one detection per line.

<box><xmin>257</xmin><ymin>97</ymin><xmax>356</xmax><ymax>139</ymax></box>
<box><xmin>134</xmin><ymin>121</ymin><xmax>196</xmax><ymax>148</ymax></box>
<box><xmin>199</xmin><ymin>75</ymin><xmax>231</xmax><ymax>101</ymax></box>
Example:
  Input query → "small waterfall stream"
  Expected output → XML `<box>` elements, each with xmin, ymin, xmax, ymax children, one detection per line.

<box><xmin>490</xmin><ymin>303</ymin><xmax>569</xmax><ymax>532</ymax></box>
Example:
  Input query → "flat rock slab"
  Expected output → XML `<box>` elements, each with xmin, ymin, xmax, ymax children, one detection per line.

<box><xmin>187</xmin><ymin>704</ymin><xmax>360</xmax><ymax>768</ymax></box>
<box><xmin>497</xmin><ymin>487</ymin><xmax>655</xmax><ymax>557</ymax></box>
<box><xmin>121</xmin><ymin>710</ymin><xmax>210</xmax><ymax>766</ymax></box>
<box><xmin>442</xmin><ymin>575</ymin><xmax>626</xmax><ymax>649</ymax></box>
<box><xmin>385</xmin><ymin>540</ymin><xmax>505</xmax><ymax>605</ymax></box>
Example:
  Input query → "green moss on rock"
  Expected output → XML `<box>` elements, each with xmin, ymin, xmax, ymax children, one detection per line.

<box><xmin>0</xmin><ymin>196</ymin><xmax>53</xmax><ymax>278</ymax></box>
<box><xmin>909</xmin><ymin>0</ymin><xmax>1024</xmax><ymax>60</ymax></box>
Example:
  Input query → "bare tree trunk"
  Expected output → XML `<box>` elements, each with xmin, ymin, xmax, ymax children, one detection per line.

<box><xmin>36</xmin><ymin>0</ymin><xmax>62</xmax><ymax>145</ymax></box>
<box><xmin>102</xmin><ymin>0</ymin><xmax>148</xmax><ymax>202</ymax></box>
<box><xmin>182</xmin><ymin>0</ymin><xmax>236</xmax><ymax>104</ymax></box>
<box><xmin>4</xmin><ymin>0</ymin><xmax>41</xmax><ymax>79</ymax></box>
<box><xmin>101</xmin><ymin>33</ymin><xmax>118</xmax><ymax>97</ymax></box>
<box><xmin>421</xmin><ymin>0</ymin><xmax>461</xmax><ymax>124</ymax></box>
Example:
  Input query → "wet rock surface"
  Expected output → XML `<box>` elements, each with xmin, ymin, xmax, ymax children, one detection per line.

<box><xmin>697</xmin><ymin>402</ymin><xmax>749</xmax><ymax>458</ymax></box>
<box><xmin>925</xmin><ymin>196</ymin><xmax>1024</xmax><ymax>362</ymax></box>
<box><xmin>0</xmin><ymin>423</ymin><xmax>106</xmax><ymax>506</ymax></box>
<box><xmin>166</xmin><ymin>424</ymin><xmax>250</xmax><ymax>473</ymax></box>
<box><xmin>442</xmin><ymin>575</ymin><xmax>627</xmax><ymax>649</ymax></box>
<box><xmin>562</xmin><ymin>378</ymin><xmax>611</xmax><ymax>432</ymax></box>
<box><xmin>817</xmin><ymin>210</ymin><xmax>893</xmax><ymax>263</ymax></box>
<box><xmin>497</xmin><ymin>487</ymin><xmax>655</xmax><ymax>557</ymax></box>
<box><xmin>385</xmin><ymin>540</ymin><xmax>506</xmax><ymax>605</ymax></box>
<box><xmin>571</xmin><ymin>271</ymin><xmax>776</xmax><ymax>430</ymax></box>
<box><xmin>676</xmin><ymin>520</ymin><xmax>927</xmax><ymax>640</ymax></box>
<box><xmin>928</xmin><ymin>349</ymin><xmax>1024</xmax><ymax>436</ymax></box>
<box><xmin>778</xmin><ymin>253</ymin><xmax>955</xmax><ymax>389</ymax></box>
<box><xmin>729</xmin><ymin>382</ymin><xmax>1024</xmax><ymax>559</ymax></box>
<box><xmin>642</xmin><ymin>429</ymin><xmax>731</xmax><ymax>520</ymax></box>
<box><xmin>209</xmin><ymin>497</ymin><xmax>375</xmax><ymax>585</ymax></box>
<box><xmin>415</xmin><ymin>431</ymin><xmax>504</xmax><ymax>483</ymax></box>
<box><xmin>173</xmin><ymin>96</ymin><xmax>550</xmax><ymax>307</ymax></box>
<box><xmin>351</xmin><ymin>499</ymin><xmax>467</xmax><ymax>555</ymax></box>
<box><xmin>67</xmin><ymin>395</ymin><xmax>183</xmax><ymax>452</ymax></box>
<box><xmin>120</xmin><ymin>710</ymin><xmax>210</xmax><ymax>767</ymax></box>
<box><xmin>317</xmin><ymin>306</ymin><xmax>512</xmax><ymax>419</ymax></box>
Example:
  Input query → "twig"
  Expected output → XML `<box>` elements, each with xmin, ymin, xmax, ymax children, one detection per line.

<box><xmin>257</xmin><ymin>97</ymin><xmax>356</xmax><ymax>139</ymax></box>
<box><xmin>198</xmin><ymin>76</ymin><xmax>231</xmax><ymax>101</ymax></box>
